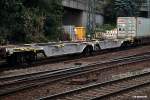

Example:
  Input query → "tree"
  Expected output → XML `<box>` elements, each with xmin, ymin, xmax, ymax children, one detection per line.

<box><xmin>104</xmin><ymin>0</ymin><xmax>141</xmax><ymax>23</ymax></box>
<box><xmin>114</xmin><ymin>0</ymin><xmax>137</xmax><ymax>17</ymax></box>
<box><xmin>43</xmin><ymin>0</ymin><xmax>63</xmax><ymax>41</ymax></box>
<box><xmin>0</xmin><ymin>0</ymin><xmax>63</xmax><ymax>43</ymax></box>
<box><xmin>23</xmin><ymin>0</ymin><xmax>64</xmax><ymax>42</ymax></box>
<box><xmin>0</xmin><ymin>0</ymin><xmax>25</xmax><ymax>42</ymax></box>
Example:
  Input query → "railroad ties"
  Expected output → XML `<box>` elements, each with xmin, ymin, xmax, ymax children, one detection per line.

<box><xmin>40</xmin><ymin>68</ymin><xmax>150</xmax><ymax>100</ymax></box>
<box><xmin>1</xmin><ymin>52</ymin><xmax>150</xmax><ymax>99</ymax></box>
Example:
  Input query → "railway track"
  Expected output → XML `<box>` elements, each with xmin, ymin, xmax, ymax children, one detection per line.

<box><xmin>40</xmin><ymin>68</ymin><xmax>150</xmax><ymax>100</ymax></box>
<box><xmin>0</xmin><ymin>52</ymin><xmax>150</xmax><ymax>96</ymax></box>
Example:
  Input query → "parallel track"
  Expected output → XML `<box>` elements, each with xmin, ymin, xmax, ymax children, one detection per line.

<box><xmin>1</xmin><ymin>52</ymin><xmax>150</xmax><ymax>96</ymax></box>
<box><xmin>40</xmin><ymin>68</ymin><xmax>150</xmax><ymax>100</ymax></box>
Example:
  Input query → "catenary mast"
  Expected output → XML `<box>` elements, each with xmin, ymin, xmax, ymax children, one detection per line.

<box><xmin>87</xmin><ymin>0</ymin><xmax>96</xmax><ymax>38</ymax></box>
<box><xmin>148</xmin><ymin>0</ymin><xmax>150</xmax><ymax>17</ymax></box>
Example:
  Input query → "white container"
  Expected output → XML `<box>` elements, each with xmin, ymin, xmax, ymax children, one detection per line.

<box><xmin>117</xmin><ymin>17</ymin><xmax>150</xmax><ymax>39</ymax></box>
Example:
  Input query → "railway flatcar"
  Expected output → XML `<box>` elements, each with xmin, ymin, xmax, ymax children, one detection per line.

<box><xmin>0</xmin><ymin>39</ymin><xmax>124</xmax><ymax>65</ymax></box>
<box><xmin>0</xmin><ymin>41</ymin><xmax>98</xmax><ymax>64</ymax></box>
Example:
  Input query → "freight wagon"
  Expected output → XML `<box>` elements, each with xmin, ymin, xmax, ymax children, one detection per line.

<box><xmin>117</xmin><ymin>17</ymin><xmax>150</xmax><ymax>46</ymax></box>
<box><xmin>0</xmin><ymin>39</ymin><xmax>123</xmax><ymax>65</ymax></box>
<box><xmin>0</xmin><ymin>40</ymin><xmax>123</xmax><ymax>65</ymax></box>
<box><xmin>0</xmin><ymin>42</ymin><xmax>97</xmax><ymax>64</ymax></box>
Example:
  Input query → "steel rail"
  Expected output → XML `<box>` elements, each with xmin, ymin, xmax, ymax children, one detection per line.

<box><xmin>1</xmin><ymin>52</ymin><xmax>150</xmax><ymax>87</ymax></box>
<box><xmin>1</xmin><ymin>51</ymin><xmax>150</xmax><ymax>81</ymax></box>
<box><xmin>40</xmin><ymin>69</ymin><xmax>150</xmax><ymax>100</ymax></box>
<box><xmin>1</xmin><ymin>52</ymin><xmax>150</xmax><ymax>96</ymax></box>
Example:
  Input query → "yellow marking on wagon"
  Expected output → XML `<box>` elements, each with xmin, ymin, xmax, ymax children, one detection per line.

<box><xmin>13</xmin><ymin>47</ymin><xmax>38</xmax><ymax>52</ymax></box>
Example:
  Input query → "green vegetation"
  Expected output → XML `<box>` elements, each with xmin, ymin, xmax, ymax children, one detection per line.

<box><xmin>0</xmin><ymin>0</ymin><xmax>63</xmax><ymax>44</ymax></box>
<box><xmin>104</xmin><ymin>0</ymin><xmax>142</xmax><ymax>23</ymax></box>
<box><xmin>0</xmin><ymin>0</ymin><xmax>143</xmax><ymax>44</ymax></box>
<box><xmin>95</xmin><ymin>24</ymin><xmax>116</xmax><ymax>32</ymax></box>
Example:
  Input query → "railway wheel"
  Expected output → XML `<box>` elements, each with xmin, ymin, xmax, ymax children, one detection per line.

<box><xmin>6</xmin><ymin>53</ymin><xmax>22</xmax><ymax>66</ymax></box>
<box><xmin>94</xmin><ymin>44</ymin><xmax>101</xmax><ymax>51</ymax></box>
<box><xmin>82</xmin><ymin>46</ymin><xmax>93</xmax><ymax>57</ymax></box>
<box><xmin>121</xmin><ymin>41</ymin><xmax>132</xmax><ymax>49</ymax></box>
<box><xmin>6</xmin><ymin>51</ymin><xmax>37</xmax><ymax>66</ymax></box>
<box><xmin>6</xmin><ymin>55</ymin><xmax>15</xmax><ymax>66</ymax></box>
<box><xmin>132</xmin><ymin>39</ymin><xmax>141</xmax><ymax>46</ymax></box>
<box><xmin>23</xmin><ymin>51</ymin><xmax>36</xmax><ymax>65</ymax></box>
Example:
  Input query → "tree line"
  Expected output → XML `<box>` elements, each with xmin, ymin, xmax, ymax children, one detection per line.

<box><xmin>0</xmin><ymin>0</ymin><xmax>143</xmax><ymax>44</ymax></box>
<box><xmin>104</xmin><ymin>0</ymin><xmax>143</xmax><ymax>23</ymax></box>
<box><xmin>0</xmin><ymin>0</ymin><xmax>63</xmax><ymax>43</ymax></box>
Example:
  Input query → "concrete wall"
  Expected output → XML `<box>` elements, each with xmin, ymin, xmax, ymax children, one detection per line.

<box><xmin>63</xmin><ymin>9</ymin><xmax>104</xmax><ymax>27</ymax></box>
<box><xmin>81</xmin><ymin>12</ymin><xmax>104</xmax><ymax>27</ymax></box>
<box><xmin>63</xmin><ymin>7</ymin><xmax>83</xmax><ymax>26</ymax></box>
<box><xmin>62</xmin><ymin>0</ymin><xmax>87</xmax><ymax>11</ymax></box>
<box><xmin>62</xmin><ymin>0</ymin><xmax>104</xmax><ymax>27</ymax></box>
<box><xmin>134</xmin><ymin>0</ymin><xmax>150</xmax><ymax>17</ymax></box>
<box><xmin>95</xmin><ymin>14</ymin><xmax>104</xmax><ymax>26</ymax></box>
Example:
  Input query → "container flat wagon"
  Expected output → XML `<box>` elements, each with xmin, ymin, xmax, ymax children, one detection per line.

<box><xmin>0</xmin><ymin>42</ymin><xmax>97</xmax><ymax>64</ymax></box>
<box><xmin>0</xmin><ymin>40</ymin><xmax>123</xmax><ymax>65</ymax></box>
